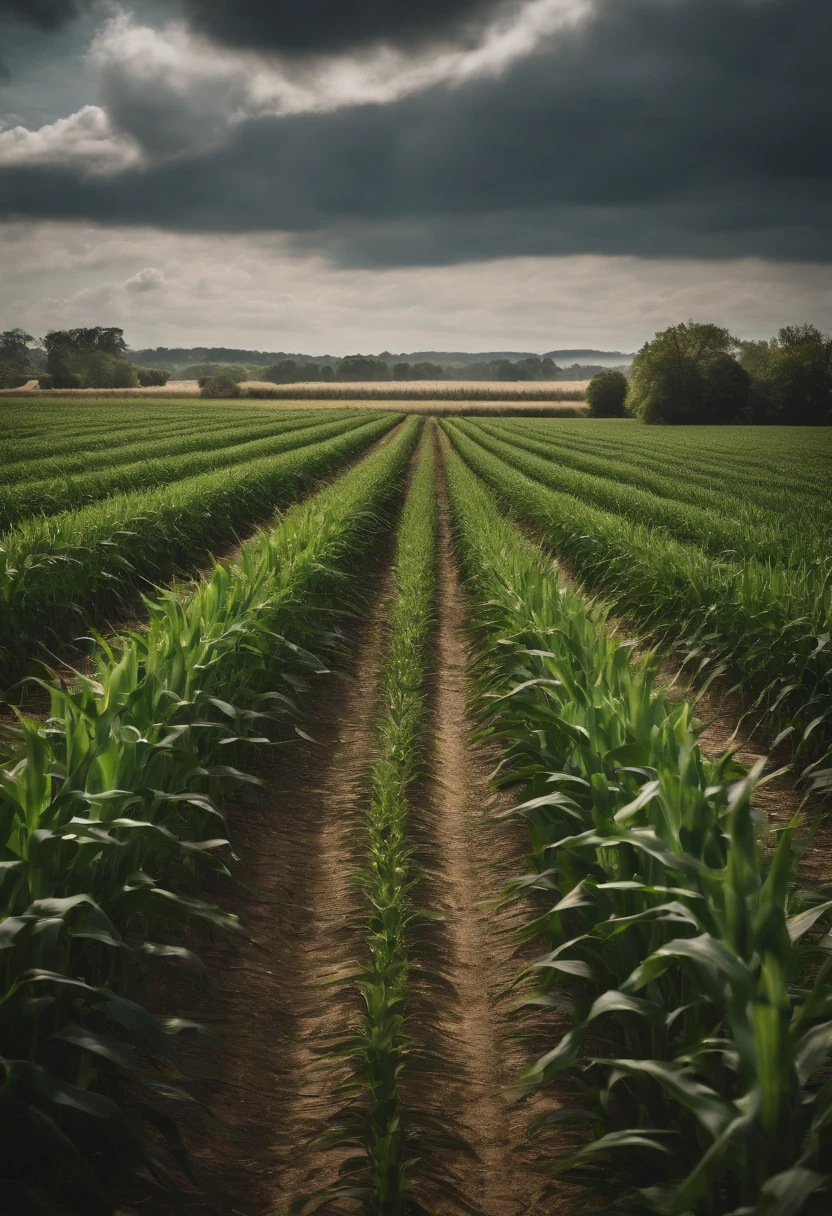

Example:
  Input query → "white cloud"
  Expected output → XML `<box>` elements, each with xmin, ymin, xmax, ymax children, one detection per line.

<box><xmin>0</xmin><ymin>105</ymin><xmax>141</xmax><ymax>172</ymax></box>
<box><xmin>1</xmin><ymin>220</ymin><xmax>829</xmax><ymax>354</ymax></box>
<box><xmin>125</xmin><ymin>266</ymin><xmax>165</xmax><ymax>292</ymax></box>
<box><xmin>0</xmin><ymin>2</ymin><xmax>593</xmax><ymax>170</ymax></box>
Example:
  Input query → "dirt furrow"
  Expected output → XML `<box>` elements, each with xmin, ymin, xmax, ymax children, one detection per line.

<box><xmin>420</xmin><ymin>440</ymin><xmax>564</xmax><ymax>1216</ymax></box>
<box><xmin>141</xmin><ymin>564</ymin><xmax>397</xmax><ymax>1216</ymax></box>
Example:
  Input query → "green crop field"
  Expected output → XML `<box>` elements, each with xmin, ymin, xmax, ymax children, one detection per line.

<box><xmin>1</xmin><ymin>399</ymin><xmax>830</xmax><ymax>1216</ymax></box>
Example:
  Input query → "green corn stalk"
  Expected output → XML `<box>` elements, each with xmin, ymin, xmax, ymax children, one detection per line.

<box><xmin>293</xmin><ymin>439</ymin><xmax>441</xmax><ymax>1216</ymax></box>
<box><xmin>0</xmin><ymin>413</ymin><xmax>402</xmax><ymax>684</ymax></box>
<box><xmin>0</xmin><ymin>411</ymin><xmax>373</xmax><ymax>528</ymax></box>
<box><xmin>441</xmin><ymin>432</ymin><xmax>832</xmax><ymax>1216</ymax></box>
<box><xmin>0</xmin><ymin>417</ymin><xmax>422</xmax><ymax>1214</ymax></box>
<box><xmin>442</xmin><ymin>420</ymin><xmax>832</xmax><ymax>764</ymax></box>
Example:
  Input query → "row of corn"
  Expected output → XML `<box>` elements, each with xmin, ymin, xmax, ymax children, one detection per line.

<box><xmin>442</xmin><ymin>419</ymin><xmax>832</xmax><ymax>779</ymax></box>
<box><xmin>0</xmin><ymin>418</ymin><xmax>421</xmax><ymax>1214</ymax></box>
<box><xmin>0</xmin><ymin>413</ymin><xmax>400</xmax><ymax>684</ymax></box>
<box><xmin>442</xmin><ymin>429</ymin><xmax>832</xmax><ymax>1216</ymax></box>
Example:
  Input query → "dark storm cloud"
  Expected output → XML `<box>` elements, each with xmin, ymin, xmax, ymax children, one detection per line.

<box><xmin>180</xmin><ymin>0</ymin><xmax>504</xmax><ymax>55</ymax></box>
<box><xmin>0</xmin><ymin>0</ymin><xmax>86</xmax><ymax>27</ymax></box>
<box><xmin>2</xmin><ymin>0</ymin><xmax>830</xmax><ymax>266</ymax></box>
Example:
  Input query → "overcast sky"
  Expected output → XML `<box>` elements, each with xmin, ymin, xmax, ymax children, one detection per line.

<box><xmin>0</xmin><ymin>0</ymin><xmax>829</xmax><ymax>354</ymax></box>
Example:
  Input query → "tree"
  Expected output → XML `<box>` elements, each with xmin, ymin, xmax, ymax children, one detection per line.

<box><xmin>44</xmin><ymin>327</ymin><xmax>131</xmax><ymax>387</ymax></box>
<box><xmin>320</xmin><ymin>365</ymin><xmax>334</xmax><ymax>382</ymax></box>
<box><xmin>200</xmin><ymin>373</ymin><xmax>241</xmax><ymax>398</ymax></box>
<box><xmin>628</xmin><ymin>321</ymin><xmax>748</xmax><ymax>424</ymax></box>
<box><xmin>393</xmin><ymin>362</ymin><xmax>411</xmax><ymax>380</ymax></box>
<box><xmin>739</xmin><ymin>324</ymin><xmax>831</xmax><ymax>424</ymax></box>
<box><xmin>586</xmin><ymin>370</ymin><xmax>628</xmax><ymax>417</ymax></box>
<box><xmin>336</xmin><ymin>355</ymin><xmax>391</xmax><ymax>381</ymax></box>
<box><xmin>0</xmin><ymin>328</ymin><xmax>35</xmax><ymax>371</ymax></box>
<box><xmin>0</xmin><ymin>362</ymin><xmax>29</xmax><ymax>389</ymax></box>
<box><xmin>263</xmin><ymin>359</ymin><xmax>301</xmax><ymax>384</ymax></box>
<box><xmin>136</xmin><ymin>367</ymin><xmax>170</xmax><ymax>386</ymax></box>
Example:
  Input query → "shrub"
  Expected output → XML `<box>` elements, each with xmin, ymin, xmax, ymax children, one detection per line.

<box><xmin>586</xmin><ymin>369</ymin><xmax>628</xmax><ymax>416</ymax></box>
<box><xmin>112</xmin><ymin>359</ymin><xmax>139</xmax><ymax>388</ymax></box>
<box><xmin>200</xmin><ymin>373</ymin><xmax>241</xmax><ymax>398</ymax></box>
<box><xmin>37</xmin><ymin>374</ymin><xmax>54</xmax><ymax>389</ymax></box>
<box><xmin>136</xmin><ymin>367</ymin><xmax>170</xmax><ymax>386</ymax></box>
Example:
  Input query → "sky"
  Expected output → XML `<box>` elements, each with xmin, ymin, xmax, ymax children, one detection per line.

<box><xmin>0</xmin><ymin>0</ymin><xmax>829</xmax><ymax>355</ymax></box>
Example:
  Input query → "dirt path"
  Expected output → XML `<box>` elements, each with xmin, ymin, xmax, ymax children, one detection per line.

<box><xmin>142</xmin><ymin>561</ymin><xmax>396</xmax><ymax>1216</ymax></box>
<box><xmin>416</xmin><ymin>433</ymin><xmax>567</xmax><ymax>1215</ymax></box>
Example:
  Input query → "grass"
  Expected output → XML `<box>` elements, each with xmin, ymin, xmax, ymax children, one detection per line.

<box><xmin>0</xmin><ymin>417</ymin><xmax>423</xmax><ymax>1215</ymax></box>
<box><xmin>442</xmin><ymin>433</ymin><xmax>832</xmax><ymax>1216</ymax></box>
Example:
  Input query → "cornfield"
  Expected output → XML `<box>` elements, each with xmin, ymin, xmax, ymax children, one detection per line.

<box><xmin>0</xmin><ymin>398</ymin><xmax>829</xmax><ymax>1215</ymax></box>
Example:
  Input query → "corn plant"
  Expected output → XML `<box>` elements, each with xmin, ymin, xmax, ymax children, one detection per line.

<box><xmin>0</xmin><ymin>417</ymin><xmax>422</xmax><ymax>1214</ymax></box>
<box><xmin>0</xmin><ymin>411</ymin><xmax>369</xmax><ymax>528</ymax></box>
<box><xmin>0</xmin><ymin>413</ymin><xmax>401</xmax><ymax>683</ymax></box>
<box><xmin>442</xmin><ymin>434</ymin><xmax>832</xmax><ymax>1216</ymax></box>
<box><xmin>294</xmin><ymin>440</ymin><xmax>450</xmax><ymax>1215</ymax></box>
<box><xmin>443</xmin><ymin>421</ymin><xmax>832</xmax><ymax>762</ymax></box>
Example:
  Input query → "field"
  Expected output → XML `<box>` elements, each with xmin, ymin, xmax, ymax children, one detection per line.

<box><xmin>1</xmin><ymin>398</ymin><xmax>830</xmax><ymax>1216</ymax></box>
<box><xmin>3</xmin><ymin>379</ymin><xmax>591</xmax><ymax>403</ymax></box>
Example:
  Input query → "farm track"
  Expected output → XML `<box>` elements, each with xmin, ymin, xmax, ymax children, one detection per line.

<box><xmin>142</xmin><ymin>550</ymin><xmax>396</xmax><ymax>1216</ymax></box>
<box><xmin>419</xmin><ymin>439</ymin><xmax>568</xmax><ymax>1215</ymax></box>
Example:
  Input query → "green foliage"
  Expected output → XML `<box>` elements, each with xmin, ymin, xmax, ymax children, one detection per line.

<box><xmin>0</xmin><ymin>362</ymin><xmax>29</xmax><ymax>389</ymax></box>
<box><xmin>0</xmin><ymin>413</ymin><xmax>401</xmax><ymax>682</ymax></box>
<box><xmin>135</xmin><ymin>366</ymin><xmax>169</xmax><ymax>386</ymax></box>
<box><xmin>443</xmin><ymin>419</ymin><xmax>832</xmax><ymax>756</ymax></box>
<box><xmin>629</xmin><ymin>322</ymin><xmax>749</xmax><ymax>424</ymax></box>
<box><xmin>0</xmin><ymin>328</ymin><xmax>35</xmax><ymax>371</ymax></box>
<box><xmin>586</xmin><ymin>369</ymin><xmax>629</xmax><ymax>416</ymax></box>
<box><xmin>336</xmin><ymin>354</ymin><xmax>392</xmax><ymax>381</ymax></box>
<box><xmin>0</xmin><ymin>417</ymin><xmax>422</xmax><ymax>1213</ymax></box>
<box><xmin>199</xmin><ymin>372</ymin><xmax>241</xmax><ymax>398</ymax></box>
<box><xmin>301</xmin><ymin>441</ymin><xmax>440</xmax><ymax>1214</ymax></box>
<box><xmin>443</xmin><ymin>437</ymin><xmax>832</xmax><ymax>1215</ymax></box>
<box><xmin>0</xmin><ymin>412</ymin><xmax>375</xmax><ymax>529</ymax></box>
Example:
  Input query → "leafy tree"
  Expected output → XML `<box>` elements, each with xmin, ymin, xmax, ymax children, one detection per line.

<box><xmin>263</xmin><ymin>359</ymin><xmax>301</xmax><ymax>384</ymax></box>
<box><xmin>0</xmin><ymin>328</ymin><xmax>35</xmax><ymax>371</ymax></box>
<box><xmin>44</xmin><ymin>327</ymin><xmax>131</xmax><ymax>387</ymax></box>
<box><xmin>136</xmin><ymin>367</ymin><xmax>170</xmax><ymax>386</ymax></box>
<box><xmin>320</xmin><ymin>365</ymin><xmax>334</xmax><ymax>382</ymax></box>
<box><xmin>336</xmin><ymin>355</ymin><xmax>391</xmax><ymax>381</ymax></box>
<box><xmin>409</xmin><ymin>361</ymin><xmax>445</xmax><ymax>380</ymax></box>
<box><xmin>629</xmin><ymin>321</ymin><xmax>748</xmax><ymax>424</ymax></box>
<box><xmin>739</xmin><ymin>324</ymin><xmax>831</xmax><ymax>424</ymax></box>
<box><xmin>200</xmin><ymin>373</ymin><xmax>241</xmax><ymax>398</ymax></box>
<box><xmin>586</xmin><ymin>370</ymin><xmax>629</xmax><ymax>417</ymax></box>
<box><xmin>0</xmin><ymin>362</ymin><xmax>29</xmax><ymax>389</ymax></box>
<box><xmin>393</xmin><ymin>362</ymin><xmax>411</xmax><ymax>380</ymax></box>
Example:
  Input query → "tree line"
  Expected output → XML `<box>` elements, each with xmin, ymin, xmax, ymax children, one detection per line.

<box><xmin>0</xmin><ymin>328</ymin><xmax>169</xmax><ymax>388</ymax></box>
<box><xmin>586</xmin><ymin>322</ymin><xmax>831</xmax><ymax>425</ymax></box>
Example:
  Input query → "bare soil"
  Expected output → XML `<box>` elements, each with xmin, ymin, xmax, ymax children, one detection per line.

<box><xmin>409</xmin><ymin>432</ymin><xmax>576</xmax><ymax>1216</ymax></box>
<box><xmin>136</xmin><ymin>565</ymin><xmax>396</xmax><ymax>1216</ymax></box>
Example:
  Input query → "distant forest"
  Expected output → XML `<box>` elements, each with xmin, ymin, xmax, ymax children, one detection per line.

<box><xmin>128</xmin><ymin>346</ymin><xmax>633</xmax><ymax>382</ymax></box>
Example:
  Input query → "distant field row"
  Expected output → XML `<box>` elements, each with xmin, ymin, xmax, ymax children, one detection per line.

<box><xmin>2</xmin><ymin>380</ymin><xmax>590</xmax><ymax>401</ymax></box>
